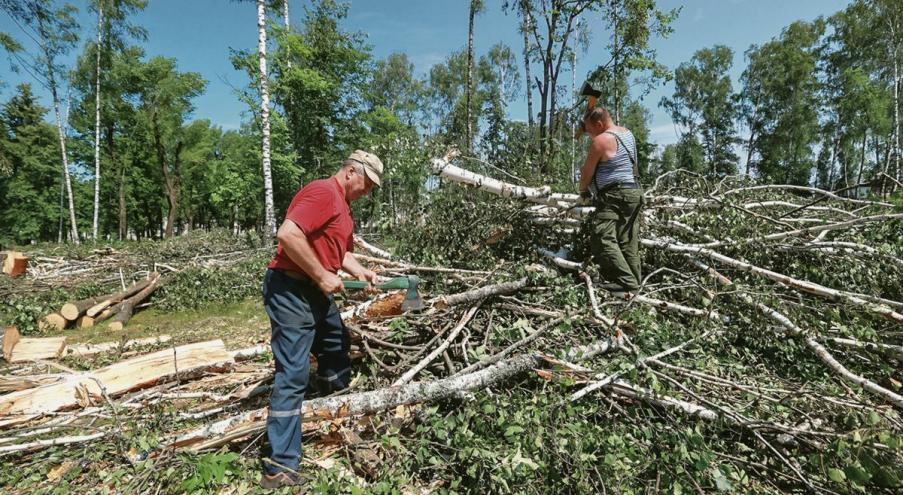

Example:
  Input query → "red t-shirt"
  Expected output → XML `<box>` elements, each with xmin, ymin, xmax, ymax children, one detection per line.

<box><xmin>268</xmin><ymin>177</ymin><xmax>354</xmax><ymax>276</ymax></box>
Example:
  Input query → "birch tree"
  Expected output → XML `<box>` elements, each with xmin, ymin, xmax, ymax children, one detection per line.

<box><xmin>257</xmin><ymin>0</ymin><xmax>276</xmax><ymax>239</ymax></box>
<box><xmin>0</xmin><ymin>0</ymin><xmax>81</xmax><ymax>243</ymax></box>
<box><xmin>464</xmin><ymin>0</ymin><xmax>484</xmax><ymax>152</ymax></box>
<box><xmin>91</xmin><ymin>0</ymin><xmax>103</xmax><ymax>239</ymax></box>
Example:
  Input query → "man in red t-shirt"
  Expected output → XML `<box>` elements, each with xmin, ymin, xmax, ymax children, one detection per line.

<box><xmin>261</xmin><ymin>150</ymin><xmax>383</xmax><ymax>489</ymax></box>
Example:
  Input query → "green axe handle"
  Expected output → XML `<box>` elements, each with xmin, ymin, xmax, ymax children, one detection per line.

<box><xmin>342</xmin><ymin>277</ymin><xmax>409</xmax><ymax>290</ymax></box>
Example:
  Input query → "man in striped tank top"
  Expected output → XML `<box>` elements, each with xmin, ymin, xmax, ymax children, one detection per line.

<box><xmin>578</xmin><ymin>107</ymin><xmax>644</xmax><ymax>295</ymax></box>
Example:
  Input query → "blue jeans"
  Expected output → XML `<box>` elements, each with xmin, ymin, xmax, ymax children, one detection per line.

<box><xmin>262</xmin><ymin>269</ymin><xmax>351</xmax><ymax>475</ymax></box>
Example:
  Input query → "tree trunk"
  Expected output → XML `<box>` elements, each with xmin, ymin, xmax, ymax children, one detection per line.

<box><xmin>520</xmin><ymin>1</ymin><xmax>534</xmax><ymax>127</ymax></box>
<box><xmin>827</xmin><ymin>130</ymin><xmax>838</xmax><ymax>189</ymax></box>
<box><xmin>257</xmin><ymin>0</ymin><xmax>276</xmax><ymax>241</ymax></box>
<box><xmin>465</xmin><ymin>0</ymin><xmax>476</xmax><ymax>152</ymax></box>
<box><xmin>92</xmin><ymin>2</ymin><xmax>104</xmax><ymax>240</ymax></box>
<box><xmin>39</xmin><ymin>15</ymin><xmax>79</xmax><ymax>245</ymax></box>
<box><xmin>857</xmin><ymin>132</ymin><xmax>867</xmax><ymax>187</ymax></box>
<box><xmin>0</xmin><ymin>340</ymin><xmax>232</xmax><ymax>415</ymax></box>
<box><xmin>282</xmin><ymin>0</ymin><xmax>289</xmax><ymax>27</ymax></box>
<box><xmin>893</xmin><ymin>43</ymin><xmax>901</xmax><ymax>190</ymax></box>
<box><xmin>117</xmin><ymin>151</ymin><xmax>127</xmax><ymax>241</ymax></box>
<box><xmin>151</xmin><ymin>113</ymin><xmax>180</xmax><ymax>239</ymax></box>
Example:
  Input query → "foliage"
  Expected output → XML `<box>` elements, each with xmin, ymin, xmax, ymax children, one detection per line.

<box><xmin>741</xmin><ymin>20</ymin><xmax>825</xmax><ymax>184</ymax></box>
<box><xmin>393</xmin><ymin>186</ymin><xmax>549</xmax><ymax>270</ymax></box>
<box><xmin>660</xmin><ymin>45</ymin><xmax>739</xmax><ymax>177</ymax></box>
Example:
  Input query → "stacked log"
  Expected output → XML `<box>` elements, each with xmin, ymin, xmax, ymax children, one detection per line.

<box><xmin>109</xmin><ymin>274</ymin><xmax>161</xmax><ymax>331</ymax></box>
<box><xmin>40</xmin><ymin>273</ymin><xmax>161</xmax><ymax>331</ymax></box>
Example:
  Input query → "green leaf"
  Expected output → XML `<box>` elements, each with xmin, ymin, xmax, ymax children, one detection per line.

<box><xmin>844</xmin><ymin>465</ymin><xmax>871</xmax><ymax>485</ymax></box>
<box><xmin>827</xmin><ymin>468</ymin><xmax>846</xmax><ymax>483</ymax></box>
<box><xmin>712</xmin><ymin>468</ymin><xmax>733</xmax><ymax>492</ymax></box>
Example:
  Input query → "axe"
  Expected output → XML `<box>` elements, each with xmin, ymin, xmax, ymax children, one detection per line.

<box><xmin>575</xmin><ymin>81</ymin><xmax>603</xmax><ymax>138</ymax></box>
<box><xmin>343</xmin><ymin>275</ymin><xmax>425</xmax><ymax>312</ymax></box>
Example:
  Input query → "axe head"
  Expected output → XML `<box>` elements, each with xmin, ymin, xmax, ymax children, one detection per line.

<box><xmin>575</xmin><ymin>81</ymin><xmax>602</xmax><ymax>138</ymax></box>
<box><xmin>580</xmin><ymin>81</ymin><xmax>602</xmax><ymax>98</ymax></box>
<box><xmin>401</xmin><ymin>275</ymin><xmax>424</xmax><ymax>312</ymax></box>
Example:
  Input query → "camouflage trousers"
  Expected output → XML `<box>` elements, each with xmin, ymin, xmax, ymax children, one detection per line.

<box><xmin>589</xmin><ymin>186</ymin><xmax>644</xmax><ymax>290</ymax></box>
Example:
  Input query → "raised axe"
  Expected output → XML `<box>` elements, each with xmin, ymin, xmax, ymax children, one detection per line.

<box><xmin>342</xmin><ymin>275</ymin><xmax>425</xmax><ymax>312</ymax></box>
<box><xmin>574</xmin><ymin>81</ymin><xmax>603</xmax><ymax>139</ymax></box>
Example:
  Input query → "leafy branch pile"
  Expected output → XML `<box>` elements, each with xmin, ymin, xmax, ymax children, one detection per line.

<box><xmin>1</xmin><ymin>159</ymin><xmax>901</xmax><ymax>494</ymax></box>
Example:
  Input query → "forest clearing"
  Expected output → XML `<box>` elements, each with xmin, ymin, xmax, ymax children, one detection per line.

<box><xmin>1</xmin><ymin>0</ymin><xmax>902</xmax><ymax>494</ymax></box>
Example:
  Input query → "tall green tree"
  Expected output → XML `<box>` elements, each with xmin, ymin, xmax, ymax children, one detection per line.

<box><xmin>660</xmin><ymin>45</ymin><xmax>739</xmax><ymax>177</ymax></box>
<box><xmin>509</xmin><ymin>0</ymin><xmax>596</xmax><ymax>162</ymax></box>
<box><xmin>66</xmin><ymin>0</ymin><xmax>146</xmax><ymax>240</ymax></box>
<box><xmin>135</xmin><ymin>56</ymin><xmax>206</xmax><ymax>238</ymax></box>
<box><xmin>826</xmin><ymin>0</ymin><xmax>901</xmax><ymax>191</ymax></box>
<box><xmin>589</xmin><ymin>0</ymin><xmax>678</xmax><ymax>122</ymax></box>
<box><xmin>1</xmin><ymin>0</ymin><xmax>82</xmax><ymax>243</ymax></box>
<box><xmin>741</xmin><ymin>20</ymin><xmax>825</xmax><ymax>184</ymax></box>
<box><xmin>0</xmin><ymin>84</ymin><xmax>60</xmax><ymax>243</ymax></box>
<box><xmin>368</xmin><ymin>52</ymin><xmax>426</xmax><ymax>128</ymax></box>
<box><xmin>262</xmin><ymin>0</ymin><xmax>370</xmax><ymax>180</ymax></box>
<box><xmin>464</xmin><ymin>0</ymin><xmax>485</xmax><ymax>152</ymax></box>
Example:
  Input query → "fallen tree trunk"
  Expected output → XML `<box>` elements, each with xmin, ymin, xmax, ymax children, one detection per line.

<box><xmin>109</xmin><ymin>275</ymin><xmax>161</xmax><ymax>331</ymax></box>
<box><xmin>353</xmin><ymin>235</ymin><xmax>393</xmax><ymax>259</ymax></box>
<box><xmin>168</xmin><ymin>335</ymin><xmax>621</xmax><ymax>451</ymax></box>
<box><xmin>691</xmin><ymin>259</ymin><xmax>903</xmax><ymax>409</ymax></box>
<box><xmin>86</xmin><ymin>274</ymin><xmax>158</xmax><ymax>318</ymax></box>
<box><xmin>0</xmin><ymin>339</ymin><xmax>232</xmax><ymax>416</ymax></box>
<box><xmin>648</xmin><ymin>238</ymin><xmax>903</xmax><ymax>323</ymax></box>
<box><xmin>66</xmin><ymin>335</ymin><xmax>173</xmax><ymax>358</ymax></box>
<box><xmin>434</xmin><ymin>278</ymin><xmax>528</xmax><ymax>308</ymax></box>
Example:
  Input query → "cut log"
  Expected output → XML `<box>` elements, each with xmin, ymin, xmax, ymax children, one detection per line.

<box><xmin>109</xmin><ymin>276</ymin><xmax>161</xmax><ymax>331</ymax></box>
<box><xmin>1</xmin><ymin>327</ymin><xmax>67</xmax><ymax>363</ymax></box>
<box><xmin>0</xmin><ymin>339</ymin><xmax>233</xmax><ymax>415</ymax></box>
<box><xmin>39</xmin><ymin>313</ymin><xmax>68</xmax><ymax>331</ymax></box>
<box><xmin>2</xmin><ymin>251</ymin><xmax>27</xmax><ymax>277</ymax></box>
<box><xmin>76</xmin><ymin>316</ymin><xmax>95</xmax><ymax>328</ymax></box>
<box><xmin>84</xmin><ymin>276</ymin><xmax>156</xmax><ymax>318</ymax></box>
<box><xmin>66</xmin><ymin>335</ymin><xmax>173</xmax><ymax>358</ymax></box>
<box><xmin>92</xmin><ymin>305</ymin><xmax>118</xmax><ymax>324</ymax></box>
<box><xmin>61</xmin><ymin>292</ymin><xmax>120</xmax><ymax>321</ymax></box>
<box><xmin>2</xmin><ymin>326</ymin><xmax>20</xmax><ymax>361</ymax></box>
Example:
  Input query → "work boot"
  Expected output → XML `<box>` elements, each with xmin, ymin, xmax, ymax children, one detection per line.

<box><xmin>260</xmin><ymin>471</ymin><xmax>302</xmax><ymax>491</ymax></box>
<box><xmin>599</xmin><ymin>282</ymin><xmax>636</xmax><ymax>296</ymax></box>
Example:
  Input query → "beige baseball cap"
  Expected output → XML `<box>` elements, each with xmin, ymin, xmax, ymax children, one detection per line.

<box><xmin>348</xmin><ymin>150</ymin><xmax>384</xmax><ymax>187</ymax></box>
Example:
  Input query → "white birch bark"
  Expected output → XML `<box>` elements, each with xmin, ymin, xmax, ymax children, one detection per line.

<box><xmin>649</xmin><ymin>239</ymin><xmax>903</xmax><ymax>323</ymax></box>
<box><xmin>257</xmin><ymin>0</ymin><xmax>276</xmax><ymax>239</ymax></box>
<box><xmin>465</xmin><ymin>0</ymin><xmax>476</xmax><ymax>151</ymax></box>
<box><xmin>49</xmin><ymin>66</ymin><xmax>79</xmax><ymax>244</ymax></box>
<box><xmin>691</xmin><ymin>259</ymin><xmax>903</xmax><ymax>409</ymax></box>
<box><xmin>282</xmin><ymin>0</ymin><xmax>289</xmax><ymax>27</ymax></box>
<box><xmin>893</xmin><ymin>37</ymin><xmax>901</xmax><ymax>187</ymax></box>
<box><xmin>92</xmin><ymin>1</ymin><xmax>104</xmax><ymax>240</ymax></box>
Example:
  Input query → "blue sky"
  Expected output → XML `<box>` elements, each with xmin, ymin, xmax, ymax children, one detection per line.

<box><xmin>1</xmin><ymin>0</ymin><xmax>852</xmax><ymax>147</ymax></box>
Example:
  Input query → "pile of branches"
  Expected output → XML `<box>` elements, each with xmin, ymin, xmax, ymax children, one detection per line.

<box><xmin>1</xmin><ymin>160</ymin><xmax>901</xmax><ymax>493</ymax></box>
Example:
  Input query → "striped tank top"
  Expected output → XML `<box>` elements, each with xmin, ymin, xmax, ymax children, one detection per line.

<box><xmin>595</xmin><ymin>129</ymin><xmax>637</xmax><ymax>189</ymax></box>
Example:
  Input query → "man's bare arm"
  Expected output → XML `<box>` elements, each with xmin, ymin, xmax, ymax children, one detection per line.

<box><xmin>342</xmin><ymin>251</ymin><xmax>376</xmax><ymax>284</ymax></box>
<box><xmin>276</xmin><ymin>220</ymin><xmax>343</xmax><ymax>293</ymax></box>
<box><xmin>579</xmin><ymin>137</ymin><xmax>606</xmax><ymax>193</ymax></box>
